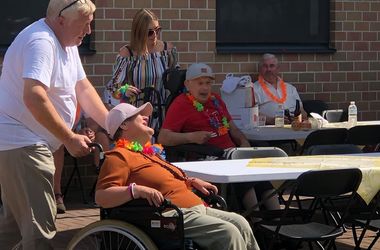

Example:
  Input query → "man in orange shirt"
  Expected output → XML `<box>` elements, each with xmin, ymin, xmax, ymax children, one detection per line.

<box><xmin>95</xmin><ymin>102</ymin><xmax>260</xmax><ymax>250</ymax></box>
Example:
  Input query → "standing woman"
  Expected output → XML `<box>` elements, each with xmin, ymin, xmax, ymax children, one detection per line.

<box><xmin>105</xmin><ymin>8</ymin><xmax>178</xmax><ymax>110</ymax></box>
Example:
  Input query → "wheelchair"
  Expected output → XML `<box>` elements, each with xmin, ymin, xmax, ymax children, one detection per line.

<box><xmin>67</xmin><ymin>144</ymin><xmax>227</xmax><ymax>250</ymax></box>
<box><xmin>67</xmin><ymin>196</ymin><xmax>226</xmax><ymax>250</ymax></box>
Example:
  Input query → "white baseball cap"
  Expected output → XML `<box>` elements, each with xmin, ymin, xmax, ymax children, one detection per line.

<box><xmin>106</xmin><ymin>102</ymin><xmax>153</xmax><ymax>139</ymax></box>
<box><xmin>186</xmin><ymin>63</ymin><xmax>215</xmax><ymax>81</ymax></box>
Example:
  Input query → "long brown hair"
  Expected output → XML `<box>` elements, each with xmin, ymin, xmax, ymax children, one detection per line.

<box><xmin>130</xmin><ymin>9</ymin><xmax>158</xmax><ymax>55</ymax></box>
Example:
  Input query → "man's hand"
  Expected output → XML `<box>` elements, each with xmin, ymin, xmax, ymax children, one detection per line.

<box><xmin>63</xmin><ymin>133</ymin><xmax>92</xmax><ymax>157</ymax></box>
<box><xmin>133</xmin><ymin>185</ymin><xmax>164</xmax><ymax>207</ymax></box>
<box><xmin>78</xmin><ymin>127</ymin><xmax>95</xmax><ymax>142</ymax></box>
<box><xmin>189</xmin><ymin>178</ymin><xmax>218</xmax><ymax>196</ymax></box>
<box><xmin>189</xmin><ymin>131</ymin><xmax>214</xmax><ymax>144</ymax></box>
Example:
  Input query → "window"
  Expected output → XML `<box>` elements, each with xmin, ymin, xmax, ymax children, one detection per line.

<box><xmin>0</xmin><ymin>0</ymin><xmax>95</xmax><ymax>55</ymax></box>
<box><xmin>216</xmin><ymin>0</ymin><xmax>335</xmax><ymax>53</ymax></box>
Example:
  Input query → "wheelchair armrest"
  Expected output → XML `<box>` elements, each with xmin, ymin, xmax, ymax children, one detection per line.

<box><xmin>101</xmin><ymin>198</ymin><xmax>183</xmax><ymax>220</ymax></box>
<box><xmin>193</xmin><ymin>189</ymin><xmax>228</xmax><ymax>211</ymax></box>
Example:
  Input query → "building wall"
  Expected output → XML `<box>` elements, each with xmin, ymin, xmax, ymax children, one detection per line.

<box><xmin>1</xmin><ymin>0</ymin><xmax>380</xmax><ymax>120</ymax></box>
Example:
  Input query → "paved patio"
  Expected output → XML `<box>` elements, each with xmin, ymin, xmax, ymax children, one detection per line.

<box><xmin>53</xmin><ymin>199</ymin><xmax>379</xmax><ymax>250</ymax></box>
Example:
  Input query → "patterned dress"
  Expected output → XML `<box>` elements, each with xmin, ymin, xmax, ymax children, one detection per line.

<box><xmin>105</xmin><ymin>42</ymin><xmax>178</xmax><ymax>105</ymax></box>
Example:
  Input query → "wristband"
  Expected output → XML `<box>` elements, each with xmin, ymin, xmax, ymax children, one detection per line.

<box><xmin>128</xmin><ymin>182</ymin><xmax>136</xmax><ymax>199</ymax></box>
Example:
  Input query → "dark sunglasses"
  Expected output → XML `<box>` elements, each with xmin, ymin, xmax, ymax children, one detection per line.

<box><xmin>148</xmin><ymin>27</ymin><xmax>162</xmax><ymax>37</ymax></box>
<box><xmin>59</xmin><ymin>0</ymin><xmax>87</xmax><ymax>17</ymax></box>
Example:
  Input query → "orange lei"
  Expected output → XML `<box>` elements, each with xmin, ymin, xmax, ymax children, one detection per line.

<box><xmin>258</xmin><ymin>75</ymin><xmax>287</xmax><ymax>104</ymax></box>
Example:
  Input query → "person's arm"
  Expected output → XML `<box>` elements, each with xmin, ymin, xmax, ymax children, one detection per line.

<box><xmin>23</xmin><ymin>79</ymin><xmax>92</xmax><ymax>157</ymax></box>
<box><xmin>228</xmin><ymin>121</ymin><xmax>251</xmax><ymax>147</ymax></box>
<box><xmin>187</xmin><ymin>178</ymin><xmax>218</xmax><ymax>195</ymax></box>
<box><xmin>113</xmin><ymin>46</ymin><xmax>141</xmax><ymax>97</ymax></box>
<box><xmin>95</xmin><ymin>184</ymin><xmax>164</xmax><ymax>208</ymax></box>
<box><xmin>158</xmin><ymin>128</ymin><xmax>214</xmax><ymax>146</ymax></box>
<box><xmin>75</xmin><ymin>78</ymin><xmax>108</xmax><ymax>130</ymax></box>
<box><xmin>300</xmin><ymin>106</ymin><xmax>308</xmax><ymax>121</ymax></box>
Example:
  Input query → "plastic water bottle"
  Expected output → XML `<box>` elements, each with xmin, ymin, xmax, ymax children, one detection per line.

<box><xmin>252</xmin><ymin>105</ymin><xmax>259</xmax><ymax>128</ymax></box>
<box><xmin>348</xmin><ymin>101</ymin><xmax>357</xmax><ymax>127</ymax></box>
<box><xmin>275</xmin><ymin>104</ymin><xmax>285</xmax><ymax>127</ymax></box>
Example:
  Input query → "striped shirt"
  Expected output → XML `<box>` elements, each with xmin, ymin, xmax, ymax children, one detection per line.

<box><xmin>106</xmin><ymin>42</ymin><xmax>178</xmax><ymax>104</ymax></box>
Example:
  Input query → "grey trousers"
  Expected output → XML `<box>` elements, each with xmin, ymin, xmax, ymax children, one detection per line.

<box><xmin>164</xmin><ymin>204</ymin><xmax>260</xmax><ymax>250</ymax></box>
<box><xmin>0</xmin><ymin>145</ymin><xmax>56</xmax><ymax>250</ymax></box>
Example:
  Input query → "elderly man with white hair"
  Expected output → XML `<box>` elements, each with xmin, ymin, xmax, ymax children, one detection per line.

<box><xmin>0</xmin><ymin>1</ymin><xmax>108</xmax><ymax>249</ymax></box>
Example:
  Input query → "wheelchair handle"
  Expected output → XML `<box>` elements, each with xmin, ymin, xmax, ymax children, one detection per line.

<box><xmin>88</xmin><ymin>142</ymin><xmax>105</xmax><ymax>161</ymax></box>
<box><xmin>158</xmin><ymin>199</ymin><xmax>184</xmax><ymax>220</ymax></box>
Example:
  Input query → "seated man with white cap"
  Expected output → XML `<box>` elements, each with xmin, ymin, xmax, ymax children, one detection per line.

<box><xmin>158</xmin><ymin>62</ymin><xmax>250</xmax><ymax>150</ymax></box>
<box><xmin>95</xmin><ymin>102</ymin><xmax>260</xmax><ymax>250</ymax></box>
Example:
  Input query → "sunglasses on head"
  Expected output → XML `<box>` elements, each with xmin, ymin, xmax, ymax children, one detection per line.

<box><xmin>59</xmin><ymin>0</ymin><xmax>87</xmax><ymax>17</ymax></box>
<box><xmin>148</xmin><ymin>26</ymin><xmax>162</xmax><ymax>37</ymax></box>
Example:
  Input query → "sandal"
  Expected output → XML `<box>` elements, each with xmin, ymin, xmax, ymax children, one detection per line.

<box><xmin>55</xmin><ymin>193</ymin><xmax>66</xmax><ymax>214</ymax></box>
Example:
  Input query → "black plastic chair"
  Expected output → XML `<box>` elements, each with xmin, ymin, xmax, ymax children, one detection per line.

<box><xmin>347</xmin><ymin>125</ymin><xmax>380</xmax><ymax>151</ymax></box>
<box><xmin>322</xmin><ymin>109</ymin><xmax>345</xmax><ymax>122</ymax></box>
<box><xmin>303</xmin><ymin>100</ymin><xmax>329</xmax><ymax>116</ymax></box>
<box><xmin>162</xmin><ymin>68</ymin><xmax>187</xmax><ymax>110</ymax></box>
<box><xmin>304</xmin><ymin>144</ymin><xmax>362</xmax><ymax>155</ymax></box>
<box><xmin>299</xmin><ymin>128</ymin><xmax>348</xmax><ymax>155</ymax></box>
<box><xmin>255</xmin><ymin>168</ymin><xmax>362</xmax><ymax>250</ymax></box>
<box><xmin>224</xmin><ymin>147</ymin><xmax>288</xmax><ymax>212</ymax></box>
<box><xmin>225</xmin><ymin>146</ymin><xmax>288</xmax><ymax>159</ymax></box>
<box><xmin>350</xmin><ymin>191</ymin><xmax>380</xmax><ymax>250</ymax></box>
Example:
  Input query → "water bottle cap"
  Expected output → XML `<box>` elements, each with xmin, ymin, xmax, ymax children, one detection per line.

<box><xmin>350</xmin><ymin>101</ymin><xmax>355</xmax><ymax>105</ymax></box>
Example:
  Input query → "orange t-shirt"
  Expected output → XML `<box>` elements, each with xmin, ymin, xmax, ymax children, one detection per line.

<box><xmin>96</xmin><ymin>147</ymin><xmax>203</xmax><ymax>208</ymax></box>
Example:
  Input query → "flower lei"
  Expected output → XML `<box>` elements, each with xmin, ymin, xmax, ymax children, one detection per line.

<box><xmin>116</xmin><ymin>139</ymin><xmax>166</xmax><ymax>159</ymax></box>
<box><xmin>258</xmin><ymin>75</ymin><xmax>287</xmax><ymax>104</ymax></box>
<box><xmin>111</xmin><ymin>83</ymin><xmax>131</xmax><ymax>103</ymax></box>
<box><xmin>186</xmin><ymin>93</ymin><xmax>230</xmax><ymax>136</ymax></box>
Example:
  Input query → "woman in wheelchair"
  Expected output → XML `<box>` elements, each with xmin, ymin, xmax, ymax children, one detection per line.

<box><xmin>95</xmin><ymin>102</ymin><xmax>260</xmax><ymax>250</ymax></box>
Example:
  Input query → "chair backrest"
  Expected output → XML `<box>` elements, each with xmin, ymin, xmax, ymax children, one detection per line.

<box><xmin>162</xmin><ymin>68</ymin><xmax>187</xmax><ymax>110</ymax></box>
<box><xmin>347</xmin><ymin>125</ymin><xmax>380</xmax><ymax>146</ymax></box>
<box><xmin>303</xmin><ymin>144</ymin><xmax>362</xmax><ymax>155</ymax></box>
<box><xmin>294</xmin><ymin>168</ymin><xmax>362</xmax><ymax>199</ymax></box>
<box><xmin>225</xmin><ymin>147</ymin><xmax>288</xmax><ymax>159</ymax></box>
<box><xmin>300</xmin><ymin>128</ymin><xmax>348</xmax><ymax>155</ymax></box>
<box><xmin>302</xmin><ymin>99</ymin><xmax>329</xmax><ymax>116</ymax></box>
<box><xmin>322</xmin><ymin>109</ymin><xmax>344</xmax><ymax>122</ymax></box>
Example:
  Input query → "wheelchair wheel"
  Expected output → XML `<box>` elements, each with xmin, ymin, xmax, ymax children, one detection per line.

<box><xmin>67</xmin><ymin>219</ymin><xmax>158</xmax><ymax>250</ymax></box>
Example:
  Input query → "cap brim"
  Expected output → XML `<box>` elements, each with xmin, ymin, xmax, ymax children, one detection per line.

<box><xmin>136</xmin><ymin>102</ymin><xmax>153</xmax><ymax>117</ymax></box>
<box><xmin>187</xmin><ymin>73</ymin><xmax>215</xmax><ymax>81</ymax></box>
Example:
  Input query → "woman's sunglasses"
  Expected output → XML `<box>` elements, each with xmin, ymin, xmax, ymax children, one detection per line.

<box><xmin>148</xmin><ymin>27</ymin><xmax>162</xmax><ymax>37</ymax></box>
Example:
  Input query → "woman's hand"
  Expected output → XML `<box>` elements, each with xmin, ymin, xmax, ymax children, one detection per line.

<box><xmin>189</xmin><ymin>178</ymin><xmax>218</xmax><ymax>196</ymax></box>
<box><xmin>125</xmin><ymin>85</ymin><xmax>141</xmax><ymax>97</ymax></box>
<box><xmin>133</xmin><ymin>185</ymin><xmax>164</xmax><ymax>207</ymax></box>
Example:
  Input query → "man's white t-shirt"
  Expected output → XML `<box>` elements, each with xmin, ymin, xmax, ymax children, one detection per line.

<box><xmin>0</xmin><ymin>19</ymin><xmax>86</xmax><ymax>152</ymax></box>
<box><xmin>253</xmin><ymin>79</ymin><xmax>302</xmax><ymax>118</ymax></box>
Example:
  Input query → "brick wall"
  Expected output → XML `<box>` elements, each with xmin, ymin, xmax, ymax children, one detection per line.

<box><xmin>80</xmin><ymin>0</ymin><xmax>379</xmax><ymax>120</ymax></box>
<box><xmin>1</xmin><ymin>0</ymin><xmax>379</xmax><ymax>119</ymax></box>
